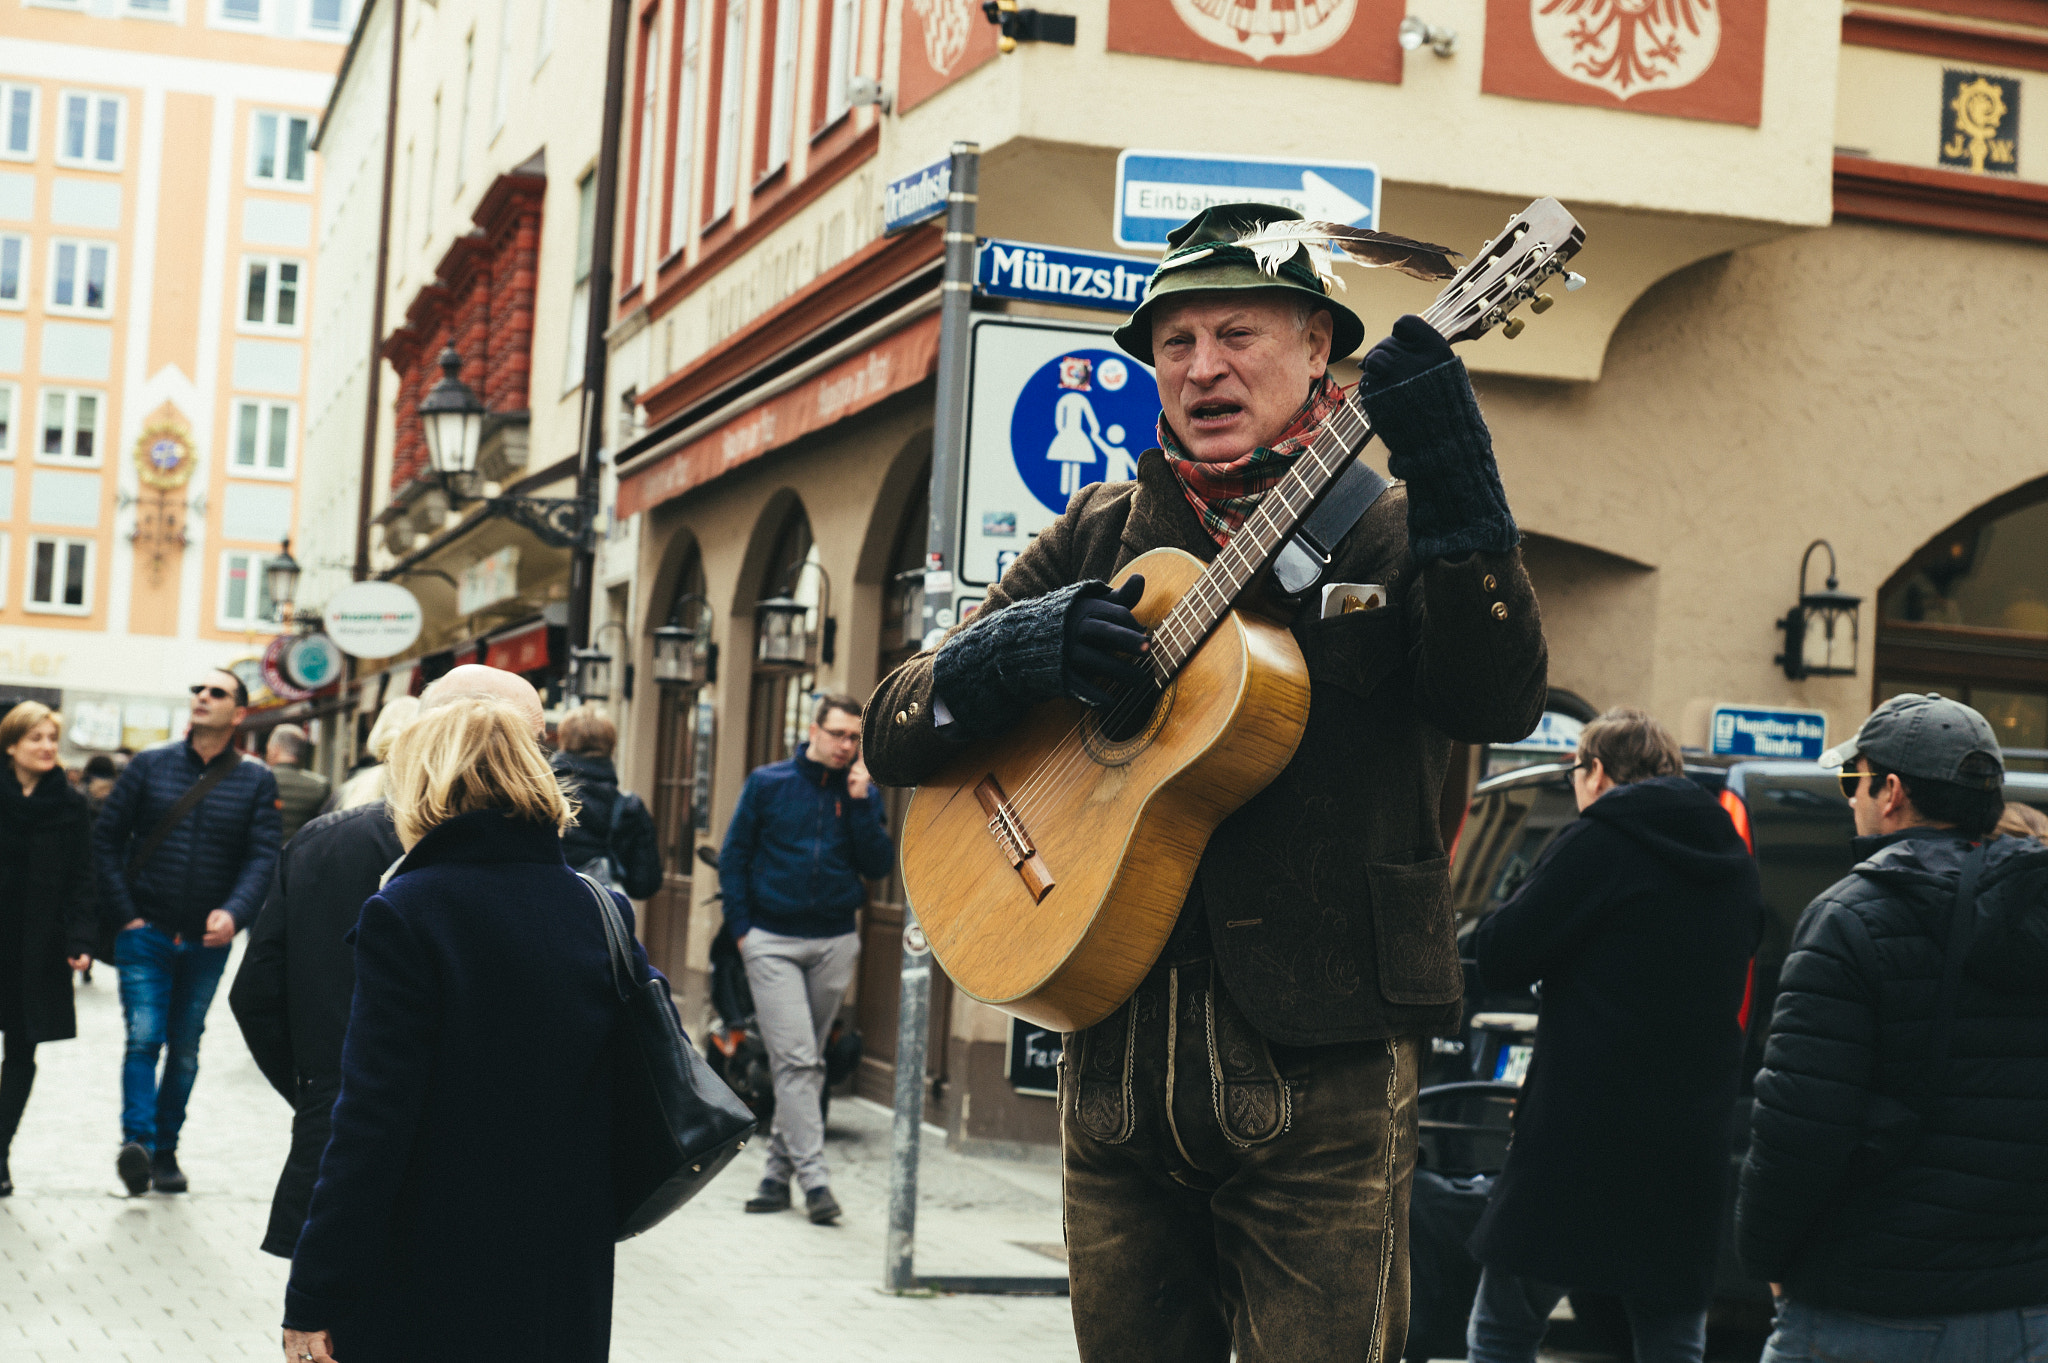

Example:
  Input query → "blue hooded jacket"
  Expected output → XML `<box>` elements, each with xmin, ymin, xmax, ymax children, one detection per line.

<box><xmin>718</xmin><ymin>745</ymin><xmax>893</xmax><ymax>940</ymax></box>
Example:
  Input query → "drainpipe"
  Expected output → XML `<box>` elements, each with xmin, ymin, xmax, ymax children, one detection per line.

<box><xmin>354</xmin><ymin>0</ymin><xmax>403</xmax><ymax>581</ymax></box>
<box><xmin>570</xmin><ymin>0</ymin><xmax>634</xmax><ymax>653</ymax></box>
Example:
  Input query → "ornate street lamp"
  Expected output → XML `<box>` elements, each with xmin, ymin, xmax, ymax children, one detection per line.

<box><xmin>1776</xmin><ymin>539</ymin><xmax>1862</xmax><ymax>680</ymax></box>
<box><xmin>264</xmin><ymin>538</ymin><xmax>301</xmax><ymax>623</ymax></box>
<box><xmin>653</xmin><ymin>596</ymin><xmax>717</xmax><ymax>687</ymax></box>
<box><xmin>418</xmin><ymin>346</ymin><xmax>486</xmax><ymax>496</ymax></box>
<box><xmin>569</xmin><ymin>646</ymin><xmax>613</xmax><ymax>704</ymax></box>
<box><xmin>755</xmin><ymin>561</ymin><xmax>833</xmax><ymax>675</ymax></box>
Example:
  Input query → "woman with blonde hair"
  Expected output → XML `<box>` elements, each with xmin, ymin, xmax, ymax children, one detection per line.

<box><xmin>281</xmin><ymin>694</ymin><xmax>658</xmax><ymax>1363</ymax></box>
<box><xmin>330</xmin><ymin>696</ymin><xmax>420</xmax><ymax>811</ymax></box>
<box><xmin>0</xmin><ymin>702</ymin><xmax>96</xmax><ymax>1195</ymax></box>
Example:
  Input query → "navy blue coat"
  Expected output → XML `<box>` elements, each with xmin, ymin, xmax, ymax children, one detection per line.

<box><xmin>92</xmin><ymin>737</ymin><xmax>281</xmax><ymax>939</ymax></box>
<box><xmin>718</xmin><ymin>744</ymin><xmax>893</xmax><ymax>940</ymax></box>
<box><xmin>552</xmin><ymin>750</ymin><xmax>662</xmax><ymax>899</ymax></box>
<box><xmin>283</xmin><ymin>810</ymin><xmax>649</xmax><ymax>1361</ymax></box>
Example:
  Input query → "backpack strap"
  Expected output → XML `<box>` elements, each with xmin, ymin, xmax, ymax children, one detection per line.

<box><xmin>1919</xmin><ymin>842</ymin><xmax>1990</xmax><ymax>1104</ymax></box>
<box><xmin>126</xmin><ymin>750</ymin><xmax>242</xmax><ymax>880</ymax></box>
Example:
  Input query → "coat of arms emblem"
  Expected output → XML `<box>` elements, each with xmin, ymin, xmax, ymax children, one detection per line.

<box><xmin>1168</xmin><ymin>0</ymin><xmax>1359</xmax><ymax>61</ymax></box>
<box><xmin>1530</xmin><ymin>0</ymin><xmax>1720</xmax><ymax>100</ymax></box>
<box><xmin>912</xmin><ymin>0</ymin><xmax>975</xmax><ymax>74</ymax></box>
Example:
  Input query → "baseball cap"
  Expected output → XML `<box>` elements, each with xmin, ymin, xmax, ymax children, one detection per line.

<box><xmin>1817</xmin><ymin>692</ymin><xmax>2004</xmax><ymax>790</ymax></box>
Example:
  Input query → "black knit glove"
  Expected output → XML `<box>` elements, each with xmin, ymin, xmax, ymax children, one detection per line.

<box><xmin>1064</xmin><ymin>576</ymin><xmax>1148</xmax><ymax>708</ymax></box>
<box><xmin>1358</xmin><ymin>315</ymin><xmax>1518</xmax><ymax>562</ymax></box>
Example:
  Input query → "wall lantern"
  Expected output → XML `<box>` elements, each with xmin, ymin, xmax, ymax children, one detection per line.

<box><xmin>418</xmin><ymin>346</ymin><xmax>486</xmax><ymax>495</ymax></box>
<box><xmin>755</xmin><ymin>561</ymin><xmax>834</xmax><ymax>675</ymax></box>
<box><xmin>571</xmin><ymin>621</ymin><xmax>640</xmax><ymax>705</ymax></box>
<box><xmin>892</xmin><ymin>568</ymin><xmax>926</xmax><ymax>650</ymax></box>
<box><xmin>264</xmin><ymin>538</ymin><xmax>301</xmax><ymax>623</ymax></box>
<box><xmin>1776</xmin><ymin>539</ymin><xmax>1862</xmax><ymax>680</ymax></box>
<box><xmin>654</xmin><ymin>595</ymin><xmax>718</xmax><ymax>688</ymax></box>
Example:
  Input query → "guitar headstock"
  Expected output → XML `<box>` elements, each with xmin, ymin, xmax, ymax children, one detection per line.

<box><xmin>1425</xmin><ymin>198</ymin><xmax>1587</xmax><ymax>345</ymax></box>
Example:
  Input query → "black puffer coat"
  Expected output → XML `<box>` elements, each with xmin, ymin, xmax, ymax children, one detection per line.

<box><xmin>1737</xmin><ymin>828</ymin><xmax>2048</xmax><ymax>1315</ymax></box>
<box><xmin>551</xmin><ymin>751</ymin><xmax>662</xmax><ymax>900</ymax></box>
<box><xmin>1469</xmin><ymin>776</ymin><xmax>1762</xmax><ymax>1304</ymax></box>
<box><xmin>0</xmin><ymin>768</ymin><xmax>97</xmax><ymax>1041</ymax></box>
<box><xmin>91</xmin><ymin>737</ymin><xmax>281</xmax><ymax>938</ymax></box>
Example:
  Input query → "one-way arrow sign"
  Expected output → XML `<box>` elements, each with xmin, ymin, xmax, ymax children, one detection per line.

<box><xmin>1114</xmin><ymin>150</ymin><xmax>1381</xmax><ymax>251</ymax></box>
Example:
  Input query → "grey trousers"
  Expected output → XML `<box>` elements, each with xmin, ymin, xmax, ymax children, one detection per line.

<box><xmin>740</xmin><ymin>928</ymin><xmax>860</xmax><ymax>1192</ymax></box>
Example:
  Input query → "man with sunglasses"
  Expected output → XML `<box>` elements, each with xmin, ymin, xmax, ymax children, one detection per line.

<box><xmin>1739</xmin><ymin>693</ymin><xmax>2048</xmax><ymax>1363</ymax></box>
<box><xmin>93</xmin><ymin>667</ymin><xmax>281</xmax><ymax>1196</ymax></box>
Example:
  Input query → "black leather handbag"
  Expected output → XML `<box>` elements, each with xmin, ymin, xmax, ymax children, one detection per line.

<box><xmin>577</xmin><ymin>874</ymin><xmax>757</xmax><ymax>1240</ymax></box>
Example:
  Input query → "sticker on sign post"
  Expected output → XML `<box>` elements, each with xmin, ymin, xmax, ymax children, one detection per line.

<box><xmin>960</xmin><ymin>316</ymin><xmax>1159</xmax><ymax>587</ymax></box>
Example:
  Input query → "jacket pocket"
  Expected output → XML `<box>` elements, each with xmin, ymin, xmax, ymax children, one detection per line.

<box><xmin>1297</xmin><ymin>604</ymin><xmax>1405</xmax><ymax>702</ymax></box>
<box><xmin>1367</xmin><ymin>855</ymin><xmax>1459</xmax><ymax>1007</ymax></box>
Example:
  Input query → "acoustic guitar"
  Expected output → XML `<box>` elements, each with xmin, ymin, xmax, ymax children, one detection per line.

<box><xmin>899</xmin><ymin>199</ymin><xmax>1588</xmax><ymax>1032</ymax></box>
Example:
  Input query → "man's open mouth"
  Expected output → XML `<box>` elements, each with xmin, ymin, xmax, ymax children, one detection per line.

<box><xmin>1189</xmin><ymin>401</ymin><xmax>1242</xmax><ymax>422</ymax></box>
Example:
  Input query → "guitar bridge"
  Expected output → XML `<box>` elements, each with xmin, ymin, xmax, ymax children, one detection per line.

<box><xmin>974</xmin><ymin>774</ymin><xmax>1056</xmax><ymax>903</ymax></box>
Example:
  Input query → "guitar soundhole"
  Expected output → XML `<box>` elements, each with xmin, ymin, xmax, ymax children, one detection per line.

<box><xmin>1083</xmin><ymin>679</ymin><xmax>1176</xmax><ymax>764</ymax></box>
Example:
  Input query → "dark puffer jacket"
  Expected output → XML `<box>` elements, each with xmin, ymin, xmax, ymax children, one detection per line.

<box><xmin>1736</xmin><ymin>828</ymin><xmax>2048</xmax><ymax>1315</ymax></box>
<box><xmin>92</xmin><ymin>737</ymin><xmax>282</xmax><ymax>940</ymax></box>
<box><xmin>550</xmin><ymin>751</ymin><xmax>662</xmax><ymax>900</ymax></box>
<box><xmin>0</xmin><ymin>768</ymin><xmax>98</xmax><ymax>1041</ymax></box>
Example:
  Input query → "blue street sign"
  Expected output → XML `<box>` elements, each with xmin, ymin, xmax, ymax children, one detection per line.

<box><xmin>976</xmin><ymin>239</ymin><xmax>1157</xmax><ymax>313</ymax></box>
<box><xmin>1005</xmin><ymin>347</ymin><xmax>1156</xmax><ymax>516</ymax></box>
<box><xmin>884</xmin><ymin>158</ymin><xmax>950</xmax><ymax>234</ymax></box>
<box><xmin>1114</xmin><ymin>149</ymin><xmax>1381</xmax><ymax>251</ymax></box>
<box><xmin>1710</xmin><ymin>706</ymin><xmax>1829</xmax><ymax>761</ymax></box>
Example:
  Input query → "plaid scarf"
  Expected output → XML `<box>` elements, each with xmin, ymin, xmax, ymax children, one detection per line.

<box><xmin>1161</xmin><ymin>375</ymin><xmax>1348</xmax><ymax>547</ymax></box>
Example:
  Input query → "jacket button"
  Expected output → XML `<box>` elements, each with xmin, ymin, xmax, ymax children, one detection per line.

<box><xmin>1491</xmin><ymin>601</ymin><xmax>1509</xmax><ymax>621</ymax></box>
<box><xmin>895</xmin><ymin>710</ymin><xmax>908</xmax><ymax>725</ymax></box>
<box><xmin>1483</xmin><ymin>574</ymin><xmax>1498</xmax><ymax>591</ymax></box>
<box><xmin>908</xmin><ymin>702</ymin><xmax>919</xmax><ymax>716</ymax></box>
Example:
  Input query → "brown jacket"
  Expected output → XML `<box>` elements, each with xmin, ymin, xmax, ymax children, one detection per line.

<box><xmin>864</xmin><ymin>448</ymin><xmax>1547</xmax><ymax>1045</ymax></box>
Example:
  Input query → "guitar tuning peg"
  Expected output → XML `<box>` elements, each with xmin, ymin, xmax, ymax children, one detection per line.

<box><xmin>1530</xmin><ymin>294</ymin><xmax>1554</xmax><ymax>314</ymax></box>
<box><xmin>1502</xmin><ymin>317</ymin><xmax>1526</xmax><ymax>339</ymax></box>
<box><xmin>1564</xmin><ymin>272</ymin><xmax>1587</xmax><ymax>292</ymax></box>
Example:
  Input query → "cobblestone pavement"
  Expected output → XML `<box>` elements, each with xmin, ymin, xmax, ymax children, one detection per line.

<box><xmin>0</xmin><ymin>940</ymin><xmax>1080</xmax><ymax>1363</ymax></box>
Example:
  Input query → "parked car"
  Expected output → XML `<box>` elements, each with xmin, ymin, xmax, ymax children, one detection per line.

<box><xmin>1428</xmin><ymin>755</ymin><xmax>2048</xmax><ymax>1333</ymax></box>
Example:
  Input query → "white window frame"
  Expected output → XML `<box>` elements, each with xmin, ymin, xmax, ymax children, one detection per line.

<box><xmin>455</xmin><ymin>31</ymin><xmax>475</xmax><ymax>195</ymax></box>
<box><xmin>666</xmin><ymin>0</ymin><xmax>700</xmax><ymax>258</ymax></box>
<box><xmin>711</xmin><ymin>0</ymin><xmax>746</xmax><ymax>222</ymax></box>
<box><xmin>248</xmin><ymin>110</ymin><xmax>314</xmax><ymax>190</ymax></box>
<box><xmin>46</xmin><ymin>238</ymin><xmax>115</xmax><ymax>318</ymax></box>
<box><xmin>763</xmin><ymin>0</ymin><xmax>797</xmax><ymax>179</ymax></box>
<box><xmin>125</xmin><ymin>0</ymin><xmax>178</xmax><ymax>22</ymax></box>
<box><xmin>0</xmin><ymin>382</ymin><xmax>18</xmax><ymax>461</ymax></box>
<box><xmin>229</xmin><ymin>397</ymin><xmax>295</xmax><ymax>478</ymax></box>
<box><xmin>213</xmin><ymin>0</ymin><xmax>266</xmax><ymax>28</ymax></box>
<box><xmin>37</xmin><ymin>387</ymin><xmax>105</xmax><ymax>466</ymax></box>
<box><xmin>631</xmin><ymin>44</ymin><xmax>656</xmax><ymax>286</ymax></box>
<box><xmin>563</xmin><ymin>169</ymin><xmax>595</xmax><ymax>394</ymax></box>
<box><xmin>239</xmin><ymin>255</ymin><xmax>305</xmax><ymax>334</ymax></box>
<box><xmin>535</xmin><ymin>0</ymin><xmax>555</xmax><ymax>71</ymax></box>
<box><xmin>217</xmin><ymin>548</ymin><xmax>279</xmax><ymax>630</ymax></box>
<box><xmin>26</xmin><ymin>535</ymin><xmax>93</xmax><ymax>617</ymax></box>
<box><xmin>823</xmin><ymin>0</ymin><xmax>858</xmax><ymax>129</ymax></box>
<box><xmin>0</xmin><ymin>233</ymin><xmax>27</xmax><ymax>310</ymax></box>
<box><xmin>1</xmin><ymin>83</ymin><xmax>38</xmax><ymax>162</ymax></box>
<box><xmin>305</xmin><ymin>0</ymin><xmax>350</xmax><ymax>36</ymax></box>
<box><xmin>491</xmin><ymin>0</ymin><xmax>514</xmax><ymax>138</ymax></box>
<box><xmin>56</xmin><ymin>92</ymin><xmax>124</xmax><ymax>172</ymax></box>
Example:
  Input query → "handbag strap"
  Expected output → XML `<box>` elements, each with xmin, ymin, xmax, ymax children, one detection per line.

<box><xmin>126</xmin><ymin>750</ymin><xmax>241</xmax><ymax>880</ymax></box>
<box><xmin>576</xmin><ymin>871</ymin><xmax>636</xmax><ymax>1003</ymax></box>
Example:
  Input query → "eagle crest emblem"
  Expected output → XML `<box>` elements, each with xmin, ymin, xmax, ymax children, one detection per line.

<box><xmin>1167</xmin><ymin>0</ymin><xmax>1359</xmax><ymax>62</ymax></box>
<box><xmin>1531</xmin><ymin>0</ymin><xmax>1720</xmax><ymax>100</ymax></box>
<box><xmin>912</xmin><ymin>0</ymin><xmax>975</xmax><ymax>75</ymax></box>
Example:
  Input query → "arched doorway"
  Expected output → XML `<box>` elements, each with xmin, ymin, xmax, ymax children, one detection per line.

<box><xmin>746</xmin><ymin>502</ymin><xmax>820</xmax><ymax>772</ymax></box>
<box><xmin>1877</xmin><ymin>487</ymin><xmax>2048</xmax><ymax>771</ymax></box>
<box><xmin>644</xmin><ymin>546</ymin><xmax>709</xmax><ymax>981</ymax></box>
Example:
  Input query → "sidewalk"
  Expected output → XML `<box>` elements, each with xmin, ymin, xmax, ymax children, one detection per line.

<box><xmin>0</xmin><ymin>940</ymin><xmax>1080</xmax><ymax>1363</ymax></box>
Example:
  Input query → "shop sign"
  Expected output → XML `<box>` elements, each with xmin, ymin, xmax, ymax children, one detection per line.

<box><xmin>884</xmin><ymin>157</ymin><xmax>951</xmax><ymax>234</ymax></box>
<box><xmin>960</xmin><ymin>316</ymin><xmax>1158</xmax><ymax>587</ymax></box>
<box><xmin>1940</xmin><ymin>71</ymin><xmax>2019</xmax><ymax>176</ymax></box>
<box><xmin>324</xmin><ymin>581</ymin><xmax>425</xmax><ymax>660</ymax></box>
<box><xmin>485</xmin><ymin>620</ymin><xmax>551</xmax><ymax>674</ymax></box>
<box><xmin>1481</xmin><ymin>0</ymin><xmax>1768</xmax><ymax>127</ymax></box>
<box><xmin>1114</xmin><ymin>150</ymin><xmax>1380</xmax><ymax>250</ymax></box>
<box><xmin>1710</xmin><ymin>705</ymin><xmax>1828</xmax><ymax>761</ymax></box>
<box><xmin>67</xmin><ymin>699</ymin><xmax>124</xmax><ymax>750</ymax></box>
<box><xmin>286</xmin><ymin>634</ymin><xmax>343</xmax><ymax>692</ymax></box>
<box><xmin>262</xmin><ymin>636</ymin><xmax>314</xmax><ymax>703</ymax></box>
<box><xmin>617</xmin><ymin>312</ymin><xmax>943</xmax><ymax>519</ymax></box>
<box><xmin>123</xmin><ymin>700</ymin><xmax>172</xmax><ymax>750</ymax></box>
<box><xmin>458</xmin><ymin>546</ymin><xmax>521</xmax><ymax>614</ymax></box>
<box><xmin>976</xmin><ymin>239</ymin><xmax>1156</xmax><ymax>313</ymax></box>
<box><xmin>1006</xmin><ymin>1017</ymin><xmax>1060</xmax><ymax>1097</ymax></box>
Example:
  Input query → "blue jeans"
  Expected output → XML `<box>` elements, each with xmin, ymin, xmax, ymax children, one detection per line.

<box><xmin>1762</xmin><ymin>1296</ymin><xmax>2048</xmax><ymax>1363</ymax></box>
<box><xmin>115</xmin><ymin>924</ymin><xmax>230</xmax><ymax>1153</ymax></box>
<box><xmin>1468</xmin><ymin>1266</ymin><xmax>1708</xmax><ymax>1363</ymax></box>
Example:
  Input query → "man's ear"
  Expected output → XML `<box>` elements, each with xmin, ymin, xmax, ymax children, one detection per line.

<box><xmin>1304</xmin><ymin>308</ymin><xmax>1334</xmax><ymax>378</ymax></box>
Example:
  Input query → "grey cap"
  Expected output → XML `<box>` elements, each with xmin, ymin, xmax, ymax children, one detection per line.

<box><xmin>1817</xmin><ymin>692</ymin><xmax>2004</xmax><ymax>789</ymax></box>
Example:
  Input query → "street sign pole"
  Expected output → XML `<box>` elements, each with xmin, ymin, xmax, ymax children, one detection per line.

<box><xmin>886</xmin><ymin>140</ymin><xmax>978</xmax><ymax>1297</ymax></box>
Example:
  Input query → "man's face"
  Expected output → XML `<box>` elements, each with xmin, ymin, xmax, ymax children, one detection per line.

<box><xmin>1846</xmin><ymin>757</ymin><xmax>1895</xmax><ymax>838</ymax></box>
<box><xmin>189</xmin><ymin>670</ymin><xmax>246</xmax><ymax>733</ymax></box>
<box><xmin>808</xmin><ymin>707</ymin><xmax>862</xmax><ymax>771</ymax></box>
<box><xmin>1151</xmin><ymin>292</ymin><xmax>1333</xmax><ymax>464</ymax></box>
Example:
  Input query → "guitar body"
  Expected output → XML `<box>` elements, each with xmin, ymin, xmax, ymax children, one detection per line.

<box><xmin>899</xmin><ymin>547</ymin><xmax>1311</xmax><ymax>1032</ymax></box>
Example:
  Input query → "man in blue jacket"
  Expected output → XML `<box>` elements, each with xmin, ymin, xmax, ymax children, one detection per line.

<box><xmin>720</xmin><ymin>693</ymin><xmax>893</xmax><ymax>1224</ymax></box>
<box><xmin>93</xmin><ymin>667</ymin><xmax>281</xmax><ymax>1196</ymax></box>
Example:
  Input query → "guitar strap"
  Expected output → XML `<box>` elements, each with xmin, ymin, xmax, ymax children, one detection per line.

<box><xmin>1271</xmin><ymin>458</ymin><xmax>1391</xmax><ymax>598</ymax></box>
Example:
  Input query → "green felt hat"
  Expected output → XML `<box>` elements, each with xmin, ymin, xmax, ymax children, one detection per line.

<box><xmin>1113</xmin><ymin>202</ymin><xmax>1366</xmax><ymax>366</ymax></box>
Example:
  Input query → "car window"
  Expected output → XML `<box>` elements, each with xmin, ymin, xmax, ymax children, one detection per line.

<box><xmin>1450</xmin><ymin>774</ymin><xmax>1579</xmax><ymax>933</ymax></box>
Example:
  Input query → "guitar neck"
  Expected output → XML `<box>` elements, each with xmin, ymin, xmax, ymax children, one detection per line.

<box><xmin>1146</xmin><ymin>390</ymin><xmax>1377</xmax><ymax>684</ymax></box>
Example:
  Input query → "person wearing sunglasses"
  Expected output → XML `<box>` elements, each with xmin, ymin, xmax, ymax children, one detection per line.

<box><xmin>1740</xmin><ymin>693</ymin><xmax>2048</xmax><ymax>1363</ymax></box>
<box><xmin>91</xmin><ymin>667</ymin><xmax>280</xmax><ymax>1197</ymax></box>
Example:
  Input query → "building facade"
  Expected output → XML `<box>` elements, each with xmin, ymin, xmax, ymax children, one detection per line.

<box><xmin>0</xmin><ymin>0</ymin><xmax>351</xmax><ymax>753</ymax></box>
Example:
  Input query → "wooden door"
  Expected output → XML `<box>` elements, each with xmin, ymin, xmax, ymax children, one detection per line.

<box><xmin>642</xmin><ymin>684</ymin><xmax>698</xmax><ymax>982</ymax></box>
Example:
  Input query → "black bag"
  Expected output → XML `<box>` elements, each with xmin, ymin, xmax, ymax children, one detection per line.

<box><xmin>576</xmin><ymin>873</ymin><xmax>757</xmax><ymax>1240</ymax></box>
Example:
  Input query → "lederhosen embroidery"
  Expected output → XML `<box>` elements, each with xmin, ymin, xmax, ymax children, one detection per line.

<box><xmin>1073</xmin><ymin>997</ymin><xmax>1138</xmax><ymax>1145</ymax></box>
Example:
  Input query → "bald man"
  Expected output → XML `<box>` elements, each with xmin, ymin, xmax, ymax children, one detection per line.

<box><xmin>232</xmin><ymin>662</ymin><xmax>547</xmax><ymax>1256</ymax></box>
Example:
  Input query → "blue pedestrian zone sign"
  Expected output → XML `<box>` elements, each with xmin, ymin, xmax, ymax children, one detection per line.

<box><xmin>1115</xmin><ymin>150</ymin><xmax>1381</xmax><ymax>251</ymax></box>
<box><xmin>1710</xmin><ymin>706</ymin><xmax>1829</xmax><ymax>761</ymax></box>
<box><xmin>976</xmin><ymin>239</ymin><xmax>1157</xmax><ymax>313</ymax></box>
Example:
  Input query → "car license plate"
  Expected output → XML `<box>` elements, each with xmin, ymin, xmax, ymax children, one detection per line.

<box><xmin>1493</xmin><ymin>1043</ymin><xmax>1533</xmax><ymax>1086</ymax></box>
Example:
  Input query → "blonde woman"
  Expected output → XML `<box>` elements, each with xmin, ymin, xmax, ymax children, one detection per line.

<box><xmin>281</xmin><ymin>693</ymin><xmax>657</xmax><ymax>1363</ymax></box>
<box><xmin>331</xmin><ymin>696</ymin><xmax>420</xmax><ymax>811</ymax></box>
<box><xmin>0</xmin><ymin>702</ymin><xmax>96</xmax><ymax>1195</ymax></box>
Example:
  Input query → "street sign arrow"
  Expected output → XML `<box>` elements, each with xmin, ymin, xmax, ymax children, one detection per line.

<box><xmin>1114</xmin><ymin>150</ymin><xmax>1381</xmax><ymax>250</ymax></box>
